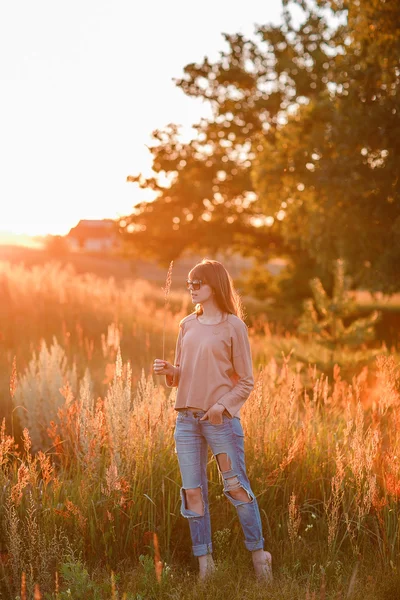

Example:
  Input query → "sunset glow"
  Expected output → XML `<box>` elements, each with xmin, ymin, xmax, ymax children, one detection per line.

<box><xmin>0</xmin><ymin>0</ymin><xmax>281</xmax><ymax>239</ymax></box>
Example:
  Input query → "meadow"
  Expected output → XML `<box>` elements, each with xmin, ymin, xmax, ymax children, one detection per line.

<box><xmin>0</xmin><ymin>259</ymin><xmax>400</xmax><ymax>599</ymax></box>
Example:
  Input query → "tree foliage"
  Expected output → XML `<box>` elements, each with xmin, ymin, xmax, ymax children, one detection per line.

<box><xmin>121</xmin><ymin>0</ymin><xmax>400</xmax><ymax>294</ymax></box>
<box><xmin>121</xmin><ymin>1</ymin><xmax>341</xmax><ymax>267</ymax></box>
<box><xmin>253</xmin><ymin>0</ymin><xmax>400</xmax><ymax>292</ymax></box>
<box><xmin>298</xmin><ymin>259</ymin><xmax>381</xmax><ymax>349</ymax></box>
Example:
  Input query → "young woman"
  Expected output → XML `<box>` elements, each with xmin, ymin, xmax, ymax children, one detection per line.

<box><xmin>153</xmin><ymin>259</ymin><xmax>272</xmax><ymax>582</ymax></box>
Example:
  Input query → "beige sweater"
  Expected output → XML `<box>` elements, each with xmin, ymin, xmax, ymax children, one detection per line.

<box><xmin>166</xmin><ymin>312</ymin><xmax>254</xmax><ymax>418</ymax></box>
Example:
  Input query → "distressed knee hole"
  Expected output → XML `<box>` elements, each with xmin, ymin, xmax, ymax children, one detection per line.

<box><xmin>224</xmin><ymin>477</ymin><xmax>253</xmax><ymax>503</ymax></box>
<box><xmin>182</xmin><ymin>486</ymin><xmax>205</xmax><ymax>516</ymax></box>
<box><xmin>225</xmin><ymin>475</ymin><xmax>242</xmax><ymax>491</ymax></box>
<box><xmin>215</xmin><ymin>453</ymin><xmax>252</xmax><ymax>503</ymax></box>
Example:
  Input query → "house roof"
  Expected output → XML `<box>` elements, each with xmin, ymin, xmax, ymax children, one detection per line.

<box><xmin>67</xmin><ymin>219</ymin><xmax>117</xmax><ymax>239</ymax></box>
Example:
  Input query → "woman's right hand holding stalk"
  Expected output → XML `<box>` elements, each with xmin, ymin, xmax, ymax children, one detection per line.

<box><xmin>153</xmin><ymin>359</ymin><xmax>175</xmax><ymax>377</ymax></box>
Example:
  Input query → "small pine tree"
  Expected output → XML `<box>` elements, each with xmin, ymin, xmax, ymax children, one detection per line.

<box><xmin>298</xmin><ymin>259</ymin><xmax>381</xmax><ymax>355</ymax></box>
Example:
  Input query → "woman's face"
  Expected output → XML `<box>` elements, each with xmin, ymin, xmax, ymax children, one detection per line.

<box><xmin>187</xmin><ymin>274</ymin><xmax>214</xmax><ymax>305</ymax></box>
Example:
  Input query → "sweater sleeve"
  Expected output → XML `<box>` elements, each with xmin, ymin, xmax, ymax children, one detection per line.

<box><xmin>217</xmin><ymin>321</ymin><xmax>254</xmax><ymax>417</ymax></box>
<box><xmin>165</xmin><ymin>326</ymin><xmax>182</xmax><ymax>388</ymax></box>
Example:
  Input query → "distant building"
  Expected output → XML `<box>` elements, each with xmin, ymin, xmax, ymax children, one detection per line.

<box><xmin>66</xmin><ymin>219</ymin><xmax>121</xmax><ymax>253</ymax></box>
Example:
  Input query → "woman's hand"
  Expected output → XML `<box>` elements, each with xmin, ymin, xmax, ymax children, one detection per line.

<box><xmin>200</xmin><ymin>403</ymin><xmax>226</xmax><ymax>425</ymax></box>
<box><xmin>153</xmin><ymin>359</ymin><xmax>175</xmax><ymax>377</ymax></box>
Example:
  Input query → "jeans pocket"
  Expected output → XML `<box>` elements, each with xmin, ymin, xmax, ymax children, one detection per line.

<box><xmin>205</xmin><ymin>418</ymin><xmax>221</xmax><ymax>427</ymax></box>
<box><xmin>232</xmin><ymin>418</ymin><xmax>245</xmax><ymax>437</ymax></box>
<box><xmin>208</xmin><ymin>414</ymin><xmax>227</xmax><ymax>427</ymax></box>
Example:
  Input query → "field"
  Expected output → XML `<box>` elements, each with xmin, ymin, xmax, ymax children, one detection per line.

<box><xmin>1</xmin><ymin>255</ymin><xmax>400</xmax><ymax>599</ymax></box>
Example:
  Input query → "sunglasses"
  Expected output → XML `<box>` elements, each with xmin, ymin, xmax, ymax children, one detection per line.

<box><xmin>186</xmin><ymin>279</ymin><xmax>204</xmax><ymax>291</ymax></box>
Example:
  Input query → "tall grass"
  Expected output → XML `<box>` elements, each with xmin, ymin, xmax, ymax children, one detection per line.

<box><xmin>0</xmin><ymin>260</ymin><xmax>191</xmax><ymax>429</ymax></box>
<box><xmin>0</xmin><ymin>261</ymin><xmax>400</xmax><ymax>598</ymax></box>
<box><xmin>2</xmin><ymin>346</ymin><xmax>400</xmax><ymax>595</ymax></box>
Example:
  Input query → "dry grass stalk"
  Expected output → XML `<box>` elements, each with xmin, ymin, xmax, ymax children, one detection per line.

<box><xmin>153</xmin><ymin>532</ymin><xmax>163</xmax><ymax>583</ymax></box>
<box><xmin>64</xmin><ymin>499</ymin><xmax>87</xmax><ymax>533</ymax></box>
<box><xmin>111</xmin><ymin>570</ymin><xmax>117</xmax><ymax>600</ymax></box>
<box><xmin>162</xmin><ymin>261</ymin><xmax>173</xmax><ymax>361</ymax></box>
<box><xmin>0</xmin><ymin>418</ymin><xmax>16</xmax><ymax>472</ymax></box>
<box><xmin>33</xmin><ymin>582</ymin><xmax>42</xmax><ymax>600</ymax></box>
<box><xmin>21</xmin><ymin>571</ymin><xmax>27</xmax><ymax>600</ymax></box>
<box><xmin>55</xmin><ymin>571</ymin><xmax>60</xmax><ymax>600</ymax></box>
<box><xmin>280</xmin><ymin>428</ymin><xmax>306</xmax><ymax>472</ymax></box>
<box><xmin>288</xmin><ymin>492</ymin><xmax>301</xmax><ymax>547</ymax></box>
<box><xmin>325</xmin><ymin>444</ymin><xmax>345</xmax><ymax>550</ymax></box>
<box><xmin>11</xmin><ymin>463</ymin><xmax>30</xmax><ymax>505</ymax></box>
<box><xmin>10</xmin><ymin>356</ymin><xmax>17</xmax><ymax>399</ymax></box>
<box><xmin>319</xmin><ymin>572</ymin><xmax>326</xmax><ymax>600</ymax></box>
<box><xmin>37</xmin><ymin>451</ymin><xmax>54</xmax><ymax>487</ymax></box>
<box><xmin>346</xmin><ymin>562</ymin><xmax>359</xmax><ymax>598</ymax></box>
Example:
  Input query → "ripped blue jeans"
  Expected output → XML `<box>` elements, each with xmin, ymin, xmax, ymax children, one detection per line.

<box><xmin>174</xmin><ymin>409</ymin><xmax>265</xmax><ymax>557</ymax></box>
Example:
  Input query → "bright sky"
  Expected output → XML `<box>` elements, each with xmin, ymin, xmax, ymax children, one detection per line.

<box><xmin>0</xmin><ymin>0</ymin><xmax>283</xmax><ymax>237</ymax></box>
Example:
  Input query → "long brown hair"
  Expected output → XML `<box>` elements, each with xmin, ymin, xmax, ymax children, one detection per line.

<box><xmin>189</xmin><ymin>259</ymin><xmax>245</xmax><ymax>321</ymax></box>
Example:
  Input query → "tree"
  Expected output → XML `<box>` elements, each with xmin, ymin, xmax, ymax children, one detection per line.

<box><xmin>253</xmin><ymin>0</ymin><xmax>400</xmax><ymax>293</ymax></box>
<box><xmin>45</xmin><ymin>235</ymin><xmax>70</xmax><ymax>258</ymax></box>
<box><xmin>121</xmin><ymin>0</ymin><xmax>400</xmax><ymax>295</ymax></box>
<box><xmin>121</xmin><ymin>1</ymin><xmax>343</xmax><ymax>272</ymax></box>
<box><xmin>298</xmin><ymin>259</ymin><xmax>381</xmax><ymax>353</ymax></box>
